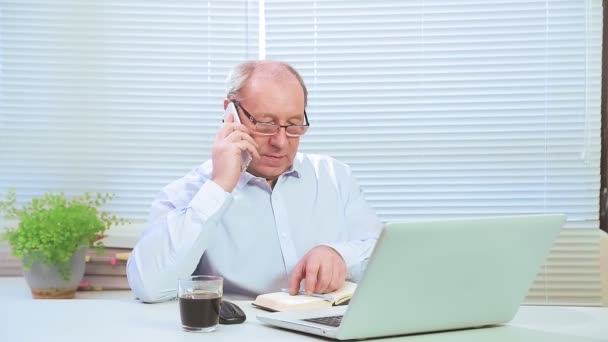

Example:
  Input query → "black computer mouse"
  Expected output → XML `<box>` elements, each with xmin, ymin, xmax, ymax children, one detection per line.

<box><xmin>219</xmin><ymin>300</ymin><xmax>246</xmax><ymax>324</ymax></box>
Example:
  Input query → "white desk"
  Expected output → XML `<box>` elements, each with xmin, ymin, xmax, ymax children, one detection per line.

<box><xmin>0</xmin><ymin>277</ymin><xmax>606</xmax><ymax>342</ymax></box>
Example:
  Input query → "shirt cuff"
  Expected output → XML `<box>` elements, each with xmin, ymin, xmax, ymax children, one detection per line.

<box><xmin>189</xmin><ymin>180</ymin><xmax>231</xmax><ymax>221</ymax></box>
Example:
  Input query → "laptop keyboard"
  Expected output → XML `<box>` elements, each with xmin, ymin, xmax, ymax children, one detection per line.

<box><xmin>302</xmin><ymin>315</ymin><xmax>343</xmax><ymax>327</ymax></box>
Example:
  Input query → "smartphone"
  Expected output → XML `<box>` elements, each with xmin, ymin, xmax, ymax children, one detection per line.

<box><xmin>224</xmin><ymin>102</ymin><xmax>253</xmax><ymax>171</ymax></box>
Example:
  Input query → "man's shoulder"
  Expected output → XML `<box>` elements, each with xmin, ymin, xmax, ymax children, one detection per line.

<box><xmin>162</xmin><ymin>160</ymin><xmax>212</xmax><ymax>192</ymax></box>
<box><xmin>296</xmin><ymin>153</ymin><xmax>352</xmax><ymax>175</ymax></box>
<box><xmin>297</xmin><ymin>152</ymin><xmax>344</xmax><ymax>165</ymax></box>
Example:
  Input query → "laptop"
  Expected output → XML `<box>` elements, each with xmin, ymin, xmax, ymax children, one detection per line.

<box><xmin>257</xmin><ymin>214</ymin><xmax>566</xmax><ymax>340</ymax></box>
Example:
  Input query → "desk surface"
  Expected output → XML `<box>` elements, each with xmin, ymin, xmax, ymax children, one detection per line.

<box><xmin>0</xmin><ymin>277</ymin><xmax>606</xmax><ymax>342</ymax></box>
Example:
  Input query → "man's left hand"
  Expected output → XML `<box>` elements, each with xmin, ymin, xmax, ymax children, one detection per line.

<box><xmin>288</xmin><ymin>245</ymin><xmax>347</xmax><ymax>295</ymax></box>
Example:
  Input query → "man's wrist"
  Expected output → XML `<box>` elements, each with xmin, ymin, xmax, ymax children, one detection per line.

<box><xmin>212</xmin><ymin>178</ymin><xmax>236</xmax><ymax>193</ymax></box>
<box><xmin>190</xmin><ymin>180</ymin><xmax>231</xmax><ymax>220</ymax></box>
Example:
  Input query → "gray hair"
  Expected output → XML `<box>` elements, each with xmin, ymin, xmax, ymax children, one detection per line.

<box><xmin>226</xmin><ymin>60</ymin><xmax>308</xmax><ymax>107</ymax></box>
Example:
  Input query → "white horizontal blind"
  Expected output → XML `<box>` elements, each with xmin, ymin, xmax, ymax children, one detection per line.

<box><xmin>265</xmin><ymin>0</ymin><xmax>603</xmax><ymax>305</ymax></box>
<box><xmin>0</xmin><ymin>0</ymin><xmax>258</xmax><ymax>219</ymax></box>
<box><xmin>0</xmin><ymin>0</ymin><xmax>604</xmax><ymax>305</ymax></box>
<box><xmin>528</xmin><ymin>228</ymin><xmax>602</xmax><ymax>305</ymax></box>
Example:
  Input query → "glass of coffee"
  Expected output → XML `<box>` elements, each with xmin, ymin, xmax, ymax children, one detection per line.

<box><xmin>178</xmin><ymin>275</ymin><xmax>223</xmax><ymax>332</ymax></box>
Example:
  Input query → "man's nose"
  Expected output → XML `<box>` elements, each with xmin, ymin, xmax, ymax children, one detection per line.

<box><xmin>269</xmin><ymin>127</ymin><xmax>289</xmax><ymax>148</ymax></box>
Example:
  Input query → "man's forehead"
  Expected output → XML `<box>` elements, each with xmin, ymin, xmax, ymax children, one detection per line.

<box><xmin>242</xmin><ymin>77</ymin><xmax>305</xmax><ymax>109</ymax></box>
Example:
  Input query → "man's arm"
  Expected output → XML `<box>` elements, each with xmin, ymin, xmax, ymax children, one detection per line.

<box><xmin>127</xmin><ymin>179</ymin><xmax>231</xmax><ymax>303</ymax></box>
<box><xmin>128</xmin><ymin>105</ymin><xmax>259</xmax><ymax>303</ymax></box>
<box><xmin>324</xmin><ymin>169</ymin><xmax>382</xmax><ymax>282</ymax></box>
<box><xmin>289</xmin><ymin>161</ymin><xmax>382</xmax><ymax>294</ymax></box>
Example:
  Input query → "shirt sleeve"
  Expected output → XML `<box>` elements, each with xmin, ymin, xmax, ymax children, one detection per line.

<box><xmin>323</xmin><ymin>163</ymin><xmax>383</xmax><ymax>282</ymax></box>
<box><xmin>127</xmin><ymin>177</ymin><xmax>232</xmax><ymax>303</ymax></box>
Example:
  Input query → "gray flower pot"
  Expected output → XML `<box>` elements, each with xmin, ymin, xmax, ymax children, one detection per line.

<box><xmin>23</xmin><ymin>246</ymin><xmax>87</xmax><ymax>299</ymax></box>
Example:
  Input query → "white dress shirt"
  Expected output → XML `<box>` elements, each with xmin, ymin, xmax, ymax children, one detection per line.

<box><xmin>127</xmin><ymin>153</ymin><xmax>382</xmax><ymax>303</ymax></box>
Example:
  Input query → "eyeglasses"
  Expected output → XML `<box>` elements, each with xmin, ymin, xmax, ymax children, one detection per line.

<box><xmin>233</xmin><ymin>101</ymin><xmax>310</xmax><ymax>137</ymax></box>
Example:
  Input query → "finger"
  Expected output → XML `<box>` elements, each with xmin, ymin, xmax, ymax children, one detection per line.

<box><xmin>315</xmin><ymin>263</ymin><xmax>332</xmax><ymax>294</ymax></box>
<box><xmin>235</xmin><ymin>140</ymin><xmax>260</xmax><ymax>159</ymax></box>
<box><xmin>217</xmin><ymin>122</ymin><xmax>253</xmax><ymax>140</ymax></box>
<box><xmin>216</xmin><ymin>123</ymin><xmax>235</xmax><ymax>140</ymax></box>
<box><xmin>289</xmin><ymin>261</ymin><xmax>305</xmax><ymax>295</ymax></box>
<box><xmin>328</xmin><ymin>266</ymin><xmax>345</xmax><ymax>293</ymax></box>
<box><xmin>223</xmin><ymin>131</ymin><xmax>260</xmax><ymax>159</ymax></box>
<box><xmin>337</xmin><ymin>267</ymin><xmax>347</xmax><ymax>289</ymax></box>
<box><xmin>335</xmin><ymin>259</ymin><xmax>347</xmax><ymax>290</ymax></box>
<box><xmin>324</xmin><ymin>254</ymin><xmax>345</xmax><ymax>293</ymax></box>
<box><xmin>304</xmin><ymin>260</ymin><xmax>320</xmax><ymax>294</ymax></box>
<box><xmin>327</xmin><ymin>273</ymin><xmax>340</xmax><ymax>293</ymax></box>
<box><xmin>226</xmin><ymin>130</ymin><xmax>259</xmax><ymax>150</ymax></box>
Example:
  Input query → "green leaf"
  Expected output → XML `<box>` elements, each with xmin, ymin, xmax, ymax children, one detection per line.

<box><xmin>0</xmin><ymin>189</ymin><xmax>130</xmax><ymax>279</ymax></box>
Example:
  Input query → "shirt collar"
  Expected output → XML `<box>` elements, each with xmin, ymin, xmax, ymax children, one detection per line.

<box><xmin>241</xmin><ymin>158</ymin><xmax>301</xmax><ymax>189</ymax></box>
<box><xmin>284</xmin><ymin>153</ymin><xmax>303</xmax><ymax>178</ymax></box>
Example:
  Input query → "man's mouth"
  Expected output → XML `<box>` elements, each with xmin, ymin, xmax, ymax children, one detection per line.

<box><xmin>262</xmin><ymin>154</ymin><xmax>285</xmax><ymax>165</ymax></box>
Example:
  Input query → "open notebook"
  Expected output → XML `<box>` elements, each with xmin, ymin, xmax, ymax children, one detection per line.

<box><xmin>257</xmin><ymin>214</ymin><xmax>566</xmax><ymax>340</ymax></box>
<box><xmin>252</xmin><ymin>282</ymin><xmax>356</xmax><ymax>312</ymax></box>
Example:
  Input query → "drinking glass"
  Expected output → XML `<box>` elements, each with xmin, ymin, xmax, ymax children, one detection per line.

<box><xmin>178</xmin><ymin>275</ymin><xmax>223</xmax><ymax>332</ymax></box>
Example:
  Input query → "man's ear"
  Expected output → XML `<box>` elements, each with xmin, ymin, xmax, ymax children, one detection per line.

<box><xmin>223</xmin><ymin>98</ymin><xmax>231</xmax><ymax>110</ymax></box>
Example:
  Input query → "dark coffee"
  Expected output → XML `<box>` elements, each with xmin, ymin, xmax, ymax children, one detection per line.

<box><xmin>179</xmin><ymin>291</ymin><xmax>221</xmax><ymax>329</ymax></box>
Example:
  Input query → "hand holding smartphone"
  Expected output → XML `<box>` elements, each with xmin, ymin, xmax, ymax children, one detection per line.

<box><xmin>224</xmin><ymin>102</ymin><xmax>253</xmax><ymax>172</ymax></box>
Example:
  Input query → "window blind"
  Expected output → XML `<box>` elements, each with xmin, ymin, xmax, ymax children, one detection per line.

<box><xmin>0</xmin><ymin>0</ymin><xmax>603</xmax><ymax>305</ymax></box>
<box><xmin>264</xmin><ymin>0</ymin><xmax>603</xmax><ymax>305</ymax></box>
<box><xmin>0</xmin><ymin>0</ymin><xmax>259</xmax><ymax>218</ymax></box>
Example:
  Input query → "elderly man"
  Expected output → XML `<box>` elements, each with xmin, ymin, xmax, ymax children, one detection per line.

<box><xmin>127</xmin><ymin>60</ymin><xmax>382</xmax><ymax>303</ymax></box>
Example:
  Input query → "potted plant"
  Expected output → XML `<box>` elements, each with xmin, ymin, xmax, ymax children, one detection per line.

<box><xmin>0</xmin><ymin>190</ymin><xmax>127</xmax><ymax>299</ymax></box>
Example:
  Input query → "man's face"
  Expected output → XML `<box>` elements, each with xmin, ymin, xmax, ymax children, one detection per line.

<box><xmin>234</xmin><ymin>73</ymin><xmax>306</xmax><ymax>184</ymax></box>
